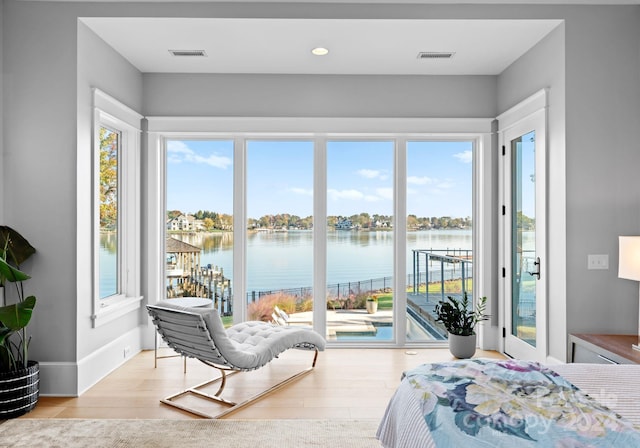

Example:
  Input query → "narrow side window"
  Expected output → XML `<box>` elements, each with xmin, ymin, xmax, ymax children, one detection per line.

<box><xmin>92</xmin><ymin>89</ymin><xmax>143</xmax><ymax>327</ymax></box>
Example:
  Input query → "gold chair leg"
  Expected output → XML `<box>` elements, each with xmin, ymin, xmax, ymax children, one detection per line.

<box><xmin>160</xmin><ymin>349</ymin><xmax>319</xmax><ymax>419</ymax></box>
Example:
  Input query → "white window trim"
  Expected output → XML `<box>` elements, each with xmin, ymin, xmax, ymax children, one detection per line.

<box><xmin>145</xmin><ymin>116</ymin><xmax>494</xmax><ymax>347</ymax></box>
<box><xmin>92</xmin><ymin>89</ymin><xmax>143</xmax><ymax>327</ymax></box>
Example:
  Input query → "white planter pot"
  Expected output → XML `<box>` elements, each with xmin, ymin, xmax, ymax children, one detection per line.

<box><xmin>448</xmin><ymin>333</ymin><xmax>477</xmax><ymax>359</ymax></box>
<box><xmin>366</xmin><ymin>300</ymin><xmax>378</xmax><ymax>314</ymax></box>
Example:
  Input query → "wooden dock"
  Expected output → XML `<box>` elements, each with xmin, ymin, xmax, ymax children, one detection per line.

<box><xmin>166</xmin><ymin>236</ymin><xmax>233</xmax><ymax>315</ymax></box>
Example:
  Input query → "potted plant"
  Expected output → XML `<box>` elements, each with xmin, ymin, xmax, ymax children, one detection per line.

<box><xmin>0</xmin><ymin>226</ymin><xmax>38</xmax><ymax>418</ymax></box>
<box><xmin>366</xmin><ymin>295</ymin><xmax>378</xmax><ymax>314</ymax></box>
<box><xmin>434</xmin><ymin>292</ymin><xmax>488</xmax><ymax>359</ymax></box>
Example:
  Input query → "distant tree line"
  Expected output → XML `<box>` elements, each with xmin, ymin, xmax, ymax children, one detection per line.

<box><xmin>99</xmin><ymin>127</ymin><xmax>118</xmax><ymax>231</ymax></box>
<box><xmin>516</xmin><ymin>211</ymin><xmax>535</xmax><ymax>230</ymax></box>
<box><xmin>406</xmin><ymin>215</ymin><xmax>472</xmax><ymax>230</ymax></box>
<box><xmin>247</xmin><ymin>214</ymin><xmax>313</xmax><ymax>230</ymax></box>
<box><xmin>167</xmin><ymin>209</ymin><xmax>233</xmax><ymax>231</ymax></box>
<box><xmin>168</xmin><ymin>210</ymin><xmax>478</xmax><ymax>231</ymax></box>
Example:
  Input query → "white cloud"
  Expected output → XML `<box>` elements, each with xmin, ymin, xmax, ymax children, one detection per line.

<box><xmin>357</xmin><ymin>169</ymin><xmax>389</xmax><ymax>181</ymax></box>
<box><xmin>166</xmin><ymin>140</ymin><xmax>192</xmax><ymax>155</ymax></box>
<box><xmin>166</xmin><ymin>141</ymin><xmax>232</xmax><ymax>169</ymax></box>
<box><xmin>436</xmin><ymin>179</ymin><xmax>456</xmax><ymax>190</ymax></box>
<box><xmin>358</xmin><ymin>169</ymin><xmax>381</xmax><ymax>179</ymax></box>
<box><xmin>196</xmin><ymin>153</ymin><xmax>233</xmax><ymax>169</ymax></box>
<box><xmin>364</xmin><ymin>195</ymin><xmax>380</xmax><ymax>202</ymax></box>
<box><xmin>407</xmin><ymin>176</ymin><xmax>434</xmax><ymax>185</ymax></box>
<box><xmin>453</xmin><ymin>150</ymin><xmax>473</xmax><ymax>164</ymax></box>
<box><xmin>290</xmin><ymin>187</ymin><xmax>313</xmax><ymax>196</ymax></box>
<box><xmin>376</xmin><ymin>188</ymin><xmax>393</xmax><ymax>200</ymax></box>
<box><xmin>328</xmin><ymin>189</ymin><xmax>364</xmax><ymax>201</ymax></box>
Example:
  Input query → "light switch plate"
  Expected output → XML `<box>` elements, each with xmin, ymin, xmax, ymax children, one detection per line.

<box><xmin>587</xmin><ymin>254</ymin><xmax>609</xmax><ymax>270</ymax></box>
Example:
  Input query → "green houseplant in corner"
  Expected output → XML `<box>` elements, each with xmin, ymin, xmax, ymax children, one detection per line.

<box><xmin>434</xmin><ymin>292</ymin><xmax>488</xmax><ymax>359</ymax></box>
<box><xmin>0</xmin><ymin>226</ymin><xmax>38</xmax><ymax>418</ymax></box>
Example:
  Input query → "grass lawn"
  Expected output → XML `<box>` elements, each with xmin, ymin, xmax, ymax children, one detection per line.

<box><xmin>222</xmin><ymin>279</ymin><xmax>474</xmax><ymax>324</ymax></box>
<box><xmin>411</xmin><ymin>279</ymin><xmax>473</xmax><ymax>294</ymax></box>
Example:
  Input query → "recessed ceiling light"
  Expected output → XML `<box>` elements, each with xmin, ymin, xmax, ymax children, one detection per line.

<box><xmin>311</xmin><ymin>47</ymin><xmax>329</xmax><ymax>56</ymax></box>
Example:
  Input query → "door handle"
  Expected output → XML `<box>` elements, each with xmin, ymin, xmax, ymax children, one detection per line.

<box><xmin>527</xmin><ymin>257</ymin><xmax>541</xmax><ymax>280</ymax></box>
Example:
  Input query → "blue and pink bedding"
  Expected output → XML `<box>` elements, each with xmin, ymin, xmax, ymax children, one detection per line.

<box><xmin>377</xmin><ymin>358</ymin><xmax>640</xmax><ymax>447</ymax></box>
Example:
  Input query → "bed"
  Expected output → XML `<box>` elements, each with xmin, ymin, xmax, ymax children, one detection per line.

<box><xmin>376</xmin><ymin>358</ymin><xmax>640</xmax><ymax>447</ymax></box>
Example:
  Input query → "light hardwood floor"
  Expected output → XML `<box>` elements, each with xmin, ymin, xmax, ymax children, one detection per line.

<box><xmin>24</xmin><ymin>348</ymin><xmax>505</xmax><ymax>420</ymax></box>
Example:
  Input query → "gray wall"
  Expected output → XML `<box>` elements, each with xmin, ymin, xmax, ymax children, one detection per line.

<box><xmin>563</xmin><ymin>8</ymin><xmax>640</xmax><ymax>337</ymax></box>
<box><xmin>2</xmin><ymin>1</ymin><xmax>640</xmax><ymax>394</ymax></box>
<box><xmin>3</xmin><ymin>1</ymin><xmax>80</xmax><ymax>370</ymax></box>
<box><xmin>0</xmin><ymin>0</ymin><xmax>4</xmax><ymax>224</ymax></box>
<box><xmin>77</xmin><ymin>22</ymin><xmax>143</xmax><ymax>361</ymax></box>
<box><xmin>143</xmin><ymin>74</ymin><xmax>496</xmax><ymax>118</ymax></box>
<box><xmin>498</xmin><ymin>24</ymin><xmax>567</xmax><ymax>360</ymax></box>
<box><xmin>2</xmin><ymin>1</ymin><xmax>144</xmax><ymax>393</ymax></box>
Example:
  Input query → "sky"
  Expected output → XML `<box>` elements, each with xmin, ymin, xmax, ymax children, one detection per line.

<box><xmin>166</xmin><ymin>139</ymin><xmax>476</xmax><ymax>219</ymax></box>
<box><xmin>514</xmin><ymin>131</ymin><xmax>537</xmax><ymax>220</ymax></box>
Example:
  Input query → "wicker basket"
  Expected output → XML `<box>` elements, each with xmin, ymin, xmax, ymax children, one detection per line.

<box><xmin>0</xmin><ymin>361</ymin><xmax>39</xmax><ymax>418</ymax></box>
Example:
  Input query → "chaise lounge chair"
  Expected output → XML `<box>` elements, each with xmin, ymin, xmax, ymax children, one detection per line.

<box><xmin>147</xmin><ymin>300</ymin><xmax>326</xmax><ymax>418</ymax></box>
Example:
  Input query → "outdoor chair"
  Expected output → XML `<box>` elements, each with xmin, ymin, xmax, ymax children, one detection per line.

<box><xmin>272</xmin><ymin>305</ymin><xmax>290</xmax><ymax>326</ymax></box>
<box><xmin>147</xmin><ymin>300</ymin><xmax>326</xmax><ymax>418</ymax></box>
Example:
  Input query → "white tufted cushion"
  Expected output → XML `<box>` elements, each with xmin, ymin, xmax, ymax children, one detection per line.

<box><xmin>150</xmin><ymin>300</ymin><xmax>326</xmax><ymax>371</ymax></box>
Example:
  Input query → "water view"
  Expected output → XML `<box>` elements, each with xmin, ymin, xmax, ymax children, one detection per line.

<box><xmin>101</xmin><ymin>138</ymin><xmax>486</xmax><ymax>341</ymax></box>
<box><xmin>99</xmin><ymin>229</ymin><xmax>480</xmax><ymax>300</ymax></box>
<box><xmin>167</xmin><ymin>228</ymin><xmax>472</xmax><ymax>292</ymax></box>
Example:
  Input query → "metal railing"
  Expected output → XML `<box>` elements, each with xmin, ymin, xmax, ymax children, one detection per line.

<box><xmin>411</xmin><ymin>249</ymin><xmax>473</xmax><ymax>303</ymax></box>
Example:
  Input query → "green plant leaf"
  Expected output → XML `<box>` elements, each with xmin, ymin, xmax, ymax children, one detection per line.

<box><xmin>0</xmin><ymin>296</ymin><xmax>36</xmax><ymax>331</ymax></box>
<box><xmin>0</xmin><ymin>226</ymin><xmax>36</xmax><ymax>267</ymax></box>
<box><xmin>0</xmin><ymin>257</ymin><xmax>31</xmax><ymax>283</ymax></box>
<box><xmin>0</xmin><ymin>325</ymin><xmax>12</xmax><ymax>346</ymax></box>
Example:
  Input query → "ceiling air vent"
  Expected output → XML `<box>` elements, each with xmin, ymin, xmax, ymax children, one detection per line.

<box><xmin>169</xmin><ymin>50</ymin><xmax>207</xmax><ymax>57</ymax></box>
<box><xmin>417</xmin><ymin>51</ymin><xmax>455</xmax><ymax>59</ymax></box>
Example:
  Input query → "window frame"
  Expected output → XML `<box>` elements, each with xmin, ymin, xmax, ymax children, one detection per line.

<box><xmin>92</xmin><ymin>89</ymin><xmax>143</xmax><ymax>327</ymax></box>
<box><xmin>146</xmin><ymin>117</ymin><xmax>493</xmax><ymax>346</ymax></box>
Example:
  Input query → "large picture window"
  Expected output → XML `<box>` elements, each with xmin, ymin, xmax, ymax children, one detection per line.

<box><xmin>92</xmin><ymin>89</ymin><xmax>143</xmax><ymax>326</ymax></box>
<box><xmin>147</xmin><ymin>117</ymin><xmax>491</xmax><ymax>346</ymax></box>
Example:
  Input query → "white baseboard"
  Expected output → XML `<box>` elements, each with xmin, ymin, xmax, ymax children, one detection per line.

<box><xmin>38</xmin><ymin>327</ymin><xmax>144</xmax><ymax>396</ymax></box>
<box><xmin>77</xmin><ymin>326</ymin><xmax>144</xmax><ymax>395</ymax></box>
<box><xmin>479</xmin><ymin>325</ymin><xmax>500</xmax><ymax>351</ymax></box>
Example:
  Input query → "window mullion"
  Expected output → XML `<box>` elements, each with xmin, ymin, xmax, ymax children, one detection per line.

<box><xmin>395</xmin><ymin>138</ymin><xmax>407</xmax><ymax>345</ymax></box>
<box><xmin>233</xmin><ymin>136</ymin><xmax>247</xmax><ymax>324</ymax></box>
<box><xmin>313</xmin><ymin>137</ymin><xmax>327</xmax><ymax>338</ymax></box>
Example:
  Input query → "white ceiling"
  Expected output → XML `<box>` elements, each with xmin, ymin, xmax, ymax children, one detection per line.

<box><xmin>82</xmin><ymin>18</ymin><xmax>563</xmax><ymax>75</ymax></box>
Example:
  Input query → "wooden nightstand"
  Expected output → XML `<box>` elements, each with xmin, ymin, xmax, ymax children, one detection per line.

<box><xmin>570</xmin><ymin>334</ymin><xmax>640</xmax><ymax>364</ymax></box>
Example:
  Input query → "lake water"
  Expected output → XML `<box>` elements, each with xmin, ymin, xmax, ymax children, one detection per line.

<box><xmin>100</xmin><ymin>229</ymin><xmax>538</xmax><ymax>298</ymax></box>
<box><xmin>169</xmin><ymin>229</ymin><xmax>473</xmax><ymax>292</ymax></box>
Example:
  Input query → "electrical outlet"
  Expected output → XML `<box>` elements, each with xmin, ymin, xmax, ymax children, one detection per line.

<box><xmin>587</xmin><ymin>254</ymin><xmax>609</xmax><ymax>270</ymax></box>
<box><xmin>123</xmin><ymin>346</ymin><xmax>131</xmax><ymax>358</ymax></box>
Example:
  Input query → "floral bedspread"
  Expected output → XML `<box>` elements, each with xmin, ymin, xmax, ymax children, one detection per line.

<box><xmin>403</xmin><ymin>358</ymin><xmax>640</xmax><ymax>447</ymax></box>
